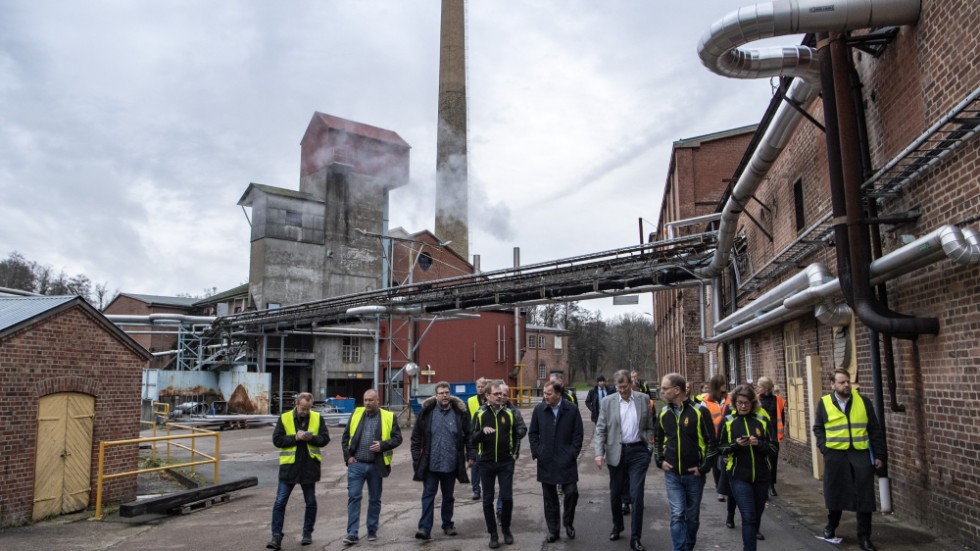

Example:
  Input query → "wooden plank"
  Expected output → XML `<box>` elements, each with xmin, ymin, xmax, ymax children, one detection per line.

<box><xmin>119</xmin><ymin>477</ymin><xmax>257</xmax><ymax>517</ymax></box>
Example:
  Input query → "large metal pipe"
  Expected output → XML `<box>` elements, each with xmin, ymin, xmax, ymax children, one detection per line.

<box><xmin>695</xmin><ymin>0</ymin><xmax>921</xmax><ymax>279</ymax></box>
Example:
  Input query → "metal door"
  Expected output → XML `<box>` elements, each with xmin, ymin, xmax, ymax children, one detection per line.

<box><xmin>33</xmin><ymin>393</ymin><xmax>95</xmax><ymax>520</ymax></box>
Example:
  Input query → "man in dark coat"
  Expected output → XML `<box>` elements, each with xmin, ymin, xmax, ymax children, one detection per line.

<box><xmin>813</xmin><ymin>369</ymin><xmax>886</xmax><ymax>551</ymax></box>
<box><xmin>268</xmin><ymin>392</ymin><xmax>330</xmax><ymax>550</ymax></box>
<box><xmin>529</xmin><ymin>380</ymin><xmax>584</xmax><ymax>543</ymax></box>
<box><xmin>411</xmin><ymin>381</ymin><xmax>472</xmax><ymax>540</ymax></box>
<box><xmin>585</xmin><ymin>374</ymin><xmax>614</xmax><ymax>424</ymax></box>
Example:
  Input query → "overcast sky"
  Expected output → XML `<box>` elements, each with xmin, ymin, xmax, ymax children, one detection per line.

<box><xmin>0</xmin><ymin>1</ymin><xmax>794</xmax><ymax>317</ymax></box>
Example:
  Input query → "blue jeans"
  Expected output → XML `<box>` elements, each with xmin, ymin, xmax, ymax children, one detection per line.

<box><xmin>347</xmin><ymin>461</ymin><xmax>383</xmax><ymax>538</ymax></box>
<box><xmin>609</xmin><ymin>445</ymin><xmax>652</xmax><ymax>541</ymax></box>
<box><xmin>419</xmin><ymin>471</ymin><xmax>456</xmax><ymax>533</ymax></box>
<box><xmin>271</xmin><ymin>481</ymin><xmax>316</xmax><ymax>536</ymax></box>
<box><xmin>664</xmin><ymin>470</ymin><xmax>706</xmax><ymax>551</ymax></box>
<box><xmin>729</xmin><ymin>478</ymin><xmax>769</xmax><ymax>551</ymax></box>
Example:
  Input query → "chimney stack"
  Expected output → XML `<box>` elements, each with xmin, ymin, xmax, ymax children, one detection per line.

<box><xmin>435</xmin><ymin>0</ymin><xmax>469</xmax><ymax>260</ymax></box>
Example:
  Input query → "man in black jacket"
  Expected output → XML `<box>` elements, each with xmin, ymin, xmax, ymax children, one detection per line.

<box><xmin>268</xmin><ymin>392</ymin><xmax>330</xmax><ymax>550</ymax></box>
<box><xmin>655</xmin><ymin>373</ymin><xmax>717</xmax><ymax>551</ymax></box>
<box><xmin>585</xmin><ymin>374</ymin><xmax>614</xmax><ymax>424</ymax></box>
<box><xmin>471</xmin><ymin>382</ymin><xmax>527</xmax><ymax>549</ymax></box>
<box><xmin>529</xmin><ymin>380</ymin><xmax>584</xmax><ymax>543</ymax></box>
<box><xmin>411</xmin><ymin>382</ymin><xmax>472</xmax><ymax>540</ymax></box>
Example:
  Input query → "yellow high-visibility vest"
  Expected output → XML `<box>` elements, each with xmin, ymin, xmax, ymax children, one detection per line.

<box><xmin>821</xmin><ymin>393</ymin><xmax>869</xmax><ymax>450</ymax></box>
<box><xmin>280</xmin><ymin>411</ymin><xmax>322</xmax><ymax>464</ymax></box>
<box><xmin>349</xmin><ymin>408</ymin><xmax>395</xmax><ymax>465</ymax></box>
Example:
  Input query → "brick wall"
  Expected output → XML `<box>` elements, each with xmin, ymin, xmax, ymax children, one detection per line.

<box><xmin>715</xmin><ymin>0</ymin><xmax>980</xmax><ymax>543</ymax></box>
<box><xmin>0</xmin><ymin>306</ymin><xmax>145</xmax><ymax>526</ymax></box>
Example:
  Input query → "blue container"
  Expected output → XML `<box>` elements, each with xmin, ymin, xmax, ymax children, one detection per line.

<box><xmin>410</xmin><ymin>397</ymin><xmax>423</xmax><ymax>414</ymax></box>
<box><xmin>325</xmin><ymin>397</ymin><xmax>356</xmax><ymax>414</ymax></box>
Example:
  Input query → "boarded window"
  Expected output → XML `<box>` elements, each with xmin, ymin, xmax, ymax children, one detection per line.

<box><xmin>793</xmin><ymin>178</ymin><xmax>805</xmax><ymax>232</ymax></box>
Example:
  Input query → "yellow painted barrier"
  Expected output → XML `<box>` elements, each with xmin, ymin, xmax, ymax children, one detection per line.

<box><xmin>93</xmin><ymin>422</ymin><xmax>220</xmax><ymax>520</ymax></box>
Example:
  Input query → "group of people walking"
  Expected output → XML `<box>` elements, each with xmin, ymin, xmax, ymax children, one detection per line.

<box><xmin>266</xmin><ymin>367</ymin><xmax>885</xmax><ymax>551</ymax></box>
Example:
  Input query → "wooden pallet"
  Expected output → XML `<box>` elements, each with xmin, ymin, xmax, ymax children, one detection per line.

<box><xmin>169</xmin><ymin>493</ymin><xmax>230</xmax><ymax>515</ymax></box>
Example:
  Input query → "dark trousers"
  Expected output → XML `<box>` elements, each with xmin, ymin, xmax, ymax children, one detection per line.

<box><xmin>828</xmin><ymin>509</ymin><xmax>873</xmax><ymax>540</ymax></box>
<box><xmin>730</xmin><ymin>478</ymin><xmax>769</xmax><ymax>551</ymax></box>
<box><xmin>479</xmin><ymin>460</ymin><xmax>514</xmax><ymax>535</ymax></box>
<box><xmin>271</xmin><ymin>481</ymin><xmax>316</xmax><ymax>536</ymax></box>
<box><xmin>770</xmin><ymin>446</ymin><xmax>780</xmax><ymax>487</ymax></box>
<box><xmin>471</xmin><ymin>462</ymin><xmax>481</xmax><ymax>495</ymax></box>
<box><xmin>609</xmin><ymin>446</ymin><xmax>652</xmax><ymax>541</ymax></box>
<box><xmin>542</xmin><ymin>482</ymin><xmax>579</xmax><ymax>536</ymax></box>
<box><xmin>419</xmin><ymin>471</ymin><xmax>456</xmax><ymax>533</ymax></box>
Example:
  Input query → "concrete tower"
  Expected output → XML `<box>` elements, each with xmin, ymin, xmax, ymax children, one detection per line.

<box><xmin>435</xmin><ymin>0</ymin><xmax>469</xmax><ymax>260</ymax></box>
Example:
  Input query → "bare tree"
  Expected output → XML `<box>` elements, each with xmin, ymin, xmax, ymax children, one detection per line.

<box><xmin>0</xmin><ymin>252</ymin><xmax>35</xmax><ymax>291</ymax></box>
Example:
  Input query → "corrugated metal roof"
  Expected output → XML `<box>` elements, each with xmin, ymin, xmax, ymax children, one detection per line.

<box><xmin>119</xmin><ymin>293</ymin><xmax>199</xmax><ymax>307</ymax></box>
<box><xmin>0</xmin><ymin>295</ymin><xmax>77</xmax><ymax>332</ymax></box>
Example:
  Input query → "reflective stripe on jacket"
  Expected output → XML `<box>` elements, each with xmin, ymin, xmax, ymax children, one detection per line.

<box><xmin>280</xmin><ymin>411</ymin><xmax>322</xmax><ymax>464</ymax></box>
<box><xmin>821</xmin><ymin>393</ymin><xmax>869</xmax><ymax>450</ymax></box>
<box><xmin>349</xmin><ymin>407</ymin><xmax>395</xmax><ymax>465</ymax></box>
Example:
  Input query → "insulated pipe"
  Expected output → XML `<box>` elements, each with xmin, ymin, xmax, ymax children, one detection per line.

<box><xmin>714</xmin><ymin>263</ymin><xmax>831</xmax><ymax>333</ymax></box>
<box><xmin>695</xmin><ymin>0</ymin><xmax>921</xmax><ymax>279</ymax></box>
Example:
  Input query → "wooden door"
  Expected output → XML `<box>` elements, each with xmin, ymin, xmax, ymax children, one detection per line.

<box><xmin>783</xmin><ymin>322</ymin><xmax>807</xmax><ymax>444</ymax></box>
<box><xmin>33</xmin><ymin>393</ymin><xmax>95</xmax><ymax>520</ymax></box>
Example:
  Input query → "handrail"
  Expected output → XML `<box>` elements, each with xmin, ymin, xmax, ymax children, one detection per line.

<box><xmin>138</xmin><ymin>402</ymin><xmax>171</xmax><ymax>461</ymax></box>
<box><xmin>93</xmin><ymin>423</ymin><xmax>220</xmax><ymax>520</ymax></box>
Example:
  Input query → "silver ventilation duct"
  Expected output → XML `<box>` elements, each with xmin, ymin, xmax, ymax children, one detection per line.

<box><xmin>695</xmin><ymin>0</ymin><xmax>921</xmax><ymax>278</ymax></box>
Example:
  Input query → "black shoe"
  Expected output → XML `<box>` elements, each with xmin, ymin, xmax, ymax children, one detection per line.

<box><xmin>756</xmin><ymin>532</ymin><xmax>765</xmax><ymax>540</ymax></box>
<box><xmin>502</xmin><ymin>529</ymin><xmax>514</xmax><ymax>545</ymax></box>
<box><xmin>610</xmin><ymin>528</ymin><xmax>622</xmax><ymax>541</ymax></box>
<box><xmin>860</xmin><ymin>539</ymin><xmax>877</xmax><ymax>551</ymax></box>
<box><xmin>630</xmin><ymin>538</ymin><xmax>646</xmax><ymax>551</ymax></box>
<box><xmin>621</xmin><ymin>503</ymin><xmax>631</xmax><ymax>515</ymax></box>
<box><xmin>725</xmin><ymin>520</ymin><xmax>735</xmax><ymax>529</ymax></box>
<box><xmin>266</xmin><ymin>534</ymin><xmax>283</xmax><ymax>551</ymax></box>
<box><xmin>472</xmin><ymin>492</ymin><xmax>482</xmax><ymax>500</ymax></box>
<box><xmin>823</xmin><ymin>527</ymin><xmax>836</xmax><ymax>540</ymax></box>
<box><xmin>718</xmin><ymin>494</ymin><xmax>726</xmax><ymax>502</ymax></box>
<box><xmin>301</xmin><ymin>531</ymin><xmax>313</xmax><ymax>545</ymax></box>
<box><xmin>545</xmin><ymin>533</ymin><xmax>559</xmax><ymax>543</ymax></box>
<box><xmin>443</xmin><ymin>526</ymin><xmax>457</xmax><ymax>536</ymax></box>
<box><xmin>489</xmin><ymin>534</ymin><xmax>500</xmax><ymax>549</ymax></box>
<box><xmin>415</xmin><ymin>530</ymin><xmax>431</xmax><ymax>540</ymax></box>
<box><xmin>769</xmin><ymin>486</ymin><xmax>778</xmax><ymax>496</ymax></box>
<box><xmin>565</xmin><ymin>525</ymin><xmax>575</xmax><ymax>539</ymax></box>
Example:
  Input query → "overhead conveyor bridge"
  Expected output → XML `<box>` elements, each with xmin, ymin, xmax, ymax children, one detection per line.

<box><xmin>212</xmin><ymin>233</ymin><xmax>716</xmax><ymax>335</ymax></box>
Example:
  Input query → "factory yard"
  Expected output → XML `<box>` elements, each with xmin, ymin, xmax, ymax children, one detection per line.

<box><xmin>1</xmin><ymin>403</ymin><xmax>962</xmax><ymax>551</ymax></box>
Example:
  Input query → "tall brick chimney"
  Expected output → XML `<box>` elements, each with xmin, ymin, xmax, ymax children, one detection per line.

<box><xmin>434</xmin><ymin>0</ymin><xmax>469</xmax><ymax>260</ymax></box>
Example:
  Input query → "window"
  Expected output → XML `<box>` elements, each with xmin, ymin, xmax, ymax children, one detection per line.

<box><xmin>342</xmin><ymin>337</ymin><xmax>361</xmax><ymax>363</ymax></box>
<box><xmin>417</xmin><ymin>251</ymin><xmax>433</xmax><ymax>271</ymax></box>
<box><xmin>267</xmin><ymin>302</ymin><xmax>281</xmax><ymax>310</ymax></box>
<box><xmin>745</xmin><ymin>338</ymin><xmax>753</xmax><ymax>382</ymax></box>
<box><xmin>538</xmin><ymin>336</ymin><xmax>546</xmax><ymax>348</ymax></box>
<box><xmin>554</xmin><ymin>336</ymin><xmax>563</xmax><ymax>350</ymax></box>
<box><xmin>793</xmin><ymin>178</ymin><xmax>805</xmax><ymax>232</ymax></box>
<box><xmin>538</xmin><ymin>363</ymin><xmax>547</xmax><ymax>379</ymax></box>
<box><xmin>733</xmin><ymin>229</ymin><xmax>751</xmax><ymax>287</ymax></box>
<box><xmin>285</xmin><ymin>210</ymin><xmax>302</xmax><ymax>227</ymax></box>
<box><xmin>527</xmin><ymin>334</ymin><xmax>536</xmax><ymax>349</ymax></box>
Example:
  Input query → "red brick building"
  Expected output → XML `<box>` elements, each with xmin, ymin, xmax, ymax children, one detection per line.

<box><xmin>0</xmin><ymin>296</ymin><xmax>151</xmax><ymax>526</ymax></box>
<box><xmin>652</xmin><ymin>126</ymin><xmax>755</xmax><ymax>385</ymax></box>
<box><xmin>662</xmin><ymin>0</ymin><xmax>980</xmax><ymax>543</ymax></box>
<box><xmin>102</xmin><ymin>293</ymin><xmax>199</xmax><ymax>370</ymax></box>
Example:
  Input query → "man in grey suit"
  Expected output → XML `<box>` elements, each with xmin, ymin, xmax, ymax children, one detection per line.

<box><xmin>594</xmin><ymin>369</ymin><xmax>655</xmax><ymax>551</ymax></box>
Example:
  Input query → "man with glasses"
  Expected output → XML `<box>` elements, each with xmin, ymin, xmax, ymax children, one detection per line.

<box><xmin>411</xmin><ymin>381</ymin><xmax>472</xmax><ymax>540</ymax></box>
<box><xmin>655</xmin><ymin>373</ymin><xmax>717</xmax><ymax>551</ymax></box>
<box><xmin>471</xmin><ymin>382</ymin><xmax>526</xmax><ymax>549</ymax></box>
<box><xmin>594</xmin><ymin>369</ymin><xmax>656</xmax><ymax>551</ymax></box>
<box><xmin>268</xmin><ymin>392</ymin><xmax>330</xmax><ymax>550</ymax></box>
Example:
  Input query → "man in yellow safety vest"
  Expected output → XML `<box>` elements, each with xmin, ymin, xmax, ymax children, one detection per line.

<box><xmin>341</xmin><ymin>389</ymin><xmax>403</xmax><ymax>545</ymax></box>
<box><xmin>268</xmin><ymin>392</ymin><xmax>330</xmax><ymax>550</ymax></box>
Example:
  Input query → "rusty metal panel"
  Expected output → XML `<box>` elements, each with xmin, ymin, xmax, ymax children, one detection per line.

<box><xmin>33</xmin><ymin>394</ymin><xmax>66</xmax><ymax>520</ymax></box>
<box><xmin>218</xmin><ymin>370</ymin><xmax>271</xmax><ymax>414</ymax></box>
<box><xmin>157</xmin><ymin>371</ymin><xmax>221</xmax><ymax>402</ymax></box>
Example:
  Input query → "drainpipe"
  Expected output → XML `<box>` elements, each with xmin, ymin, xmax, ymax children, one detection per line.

<box><xmin>822</xmin><ymin>32</ymin><xmax>938</xmax><ymax>338</ymax></box>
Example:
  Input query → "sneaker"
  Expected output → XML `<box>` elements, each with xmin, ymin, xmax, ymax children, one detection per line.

<box><xmin>342</xmin><ymin>535</ymin><xmax>359</xmax><ymax>545</ymax></box>
<box><xmin>472</xmin><ymin>492</ymin><xmax>482</xmax><ymax>500</ymax></box>
<box><xmin>367</xmin><ymin>533</ymin><xmax>377</xmax><ymax>542</ymax></box>
<box><xmin>443</xmin><ymin>526</ymin><xmax>458</xmax><ymax>536</ymax></box>
<box><xmin>414</xmin><ymin>531</ymin><xmax>430</xmax><ymax>540</ymax></box>
<box><xmin>301</xmin><ymin>531</ymin><xmax>313</xmax><ymax>545</ymax></box>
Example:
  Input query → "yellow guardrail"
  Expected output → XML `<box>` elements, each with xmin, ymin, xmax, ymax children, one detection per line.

<box><xmin>138</xmin><ymin>402</ymin><xmax>171</xmax><ymax>461</ymax></box>
<box><xmin>93</xmin><ymin>422</ymin><xmax>220</xmax><ymax>520</ymax></box>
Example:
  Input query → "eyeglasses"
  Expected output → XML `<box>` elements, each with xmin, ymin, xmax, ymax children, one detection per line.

<box><xmin>660</xmin><ymin>386</ymin><xmax>677</xmax><ymax>391</ymax></box>
<box><xmin>491</xmin><ymin>392</ymin><xmax>505</xmax><ymax>396</ymax></box>
<box><xmin>735</xmin><ymin>400</ymin><xmax>752</xmax><ymax>407</ymax></box>
<box><xmin>436</xmin><ymin>391</ymin><xmax>451</xmax><ymax>396</ymax></box>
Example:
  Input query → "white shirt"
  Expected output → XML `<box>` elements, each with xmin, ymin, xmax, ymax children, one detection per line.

<box><xmin>619</xmin><ymin>392</ymin><xmax>640</xmax><ymax>444</ymax></box>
